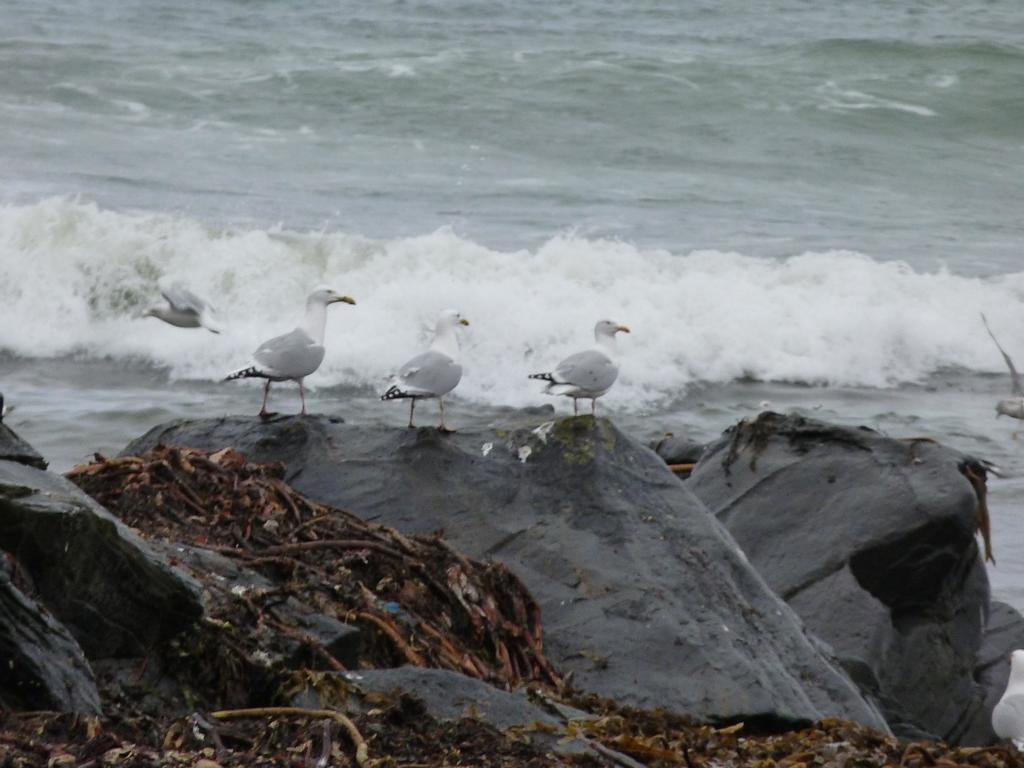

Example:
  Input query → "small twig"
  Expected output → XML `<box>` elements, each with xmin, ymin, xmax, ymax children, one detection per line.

<box><xmin>266</xmin><ymin>618</ymin><xmax>346</xmax><ymax>671</ymax></box>
<box><xmin>667</xmin><ymin>463</ymin><xmax>695</xmax><ymax>475</ymax></box>
<box><xmin>209</xmin><ymin>707</ymin><xmax>368</xmax><ymax>766</ymax></box>
<box><xmin>272</xmin><ymin>479</ymin><xmax>305</xmax><ymax>525</ymax></box>
<box><xmin>213</xmin><ymin>539</ymin><xmax>406</xmax><ymax>560</ymax></box>
<box><xmin>355</xmin><ymin>611</ymin><xmax>427</xmax><ymax>667</ymax></box>
<box><xmin>290</xmin><ymin>513</ymin><xmax>332</xmax><ymax>535</ymax></box>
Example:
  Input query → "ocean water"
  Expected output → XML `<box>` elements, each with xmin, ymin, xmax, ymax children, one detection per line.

<box><xmin>2</xmin><ymin>1</ymin><xmax>1024</xmax><ymax>605</ymax></box>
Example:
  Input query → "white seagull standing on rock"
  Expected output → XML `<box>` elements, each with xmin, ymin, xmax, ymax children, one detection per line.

<box><xmin>381</xmin><ymin>309</ymin><xmax>469</xmax><ymax>432</ymax></box>
<box><xmin>226</xmin><ymin>287</ymin><xmax>356</xmax><ymax>417</ymax></box>
<box><xmin>145</xmin><ymin>284</ymin><xmax>222</xmax><ymax>334</ymax></box>
<box><xmin>993</xmin><ymin>649</ymin><xmax>1024</xmax><ymax>748</ymax></box>
<box><xmin>529</xmin><ymin>319</ymin><xmax>629</xmax><ymax>416</ymax></box>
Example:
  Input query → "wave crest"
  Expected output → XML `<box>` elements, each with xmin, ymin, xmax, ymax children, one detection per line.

<box><xmin>2</xmin><ymin>198</ymin><xmax>1022</xmax><ymax>408</ymax></box>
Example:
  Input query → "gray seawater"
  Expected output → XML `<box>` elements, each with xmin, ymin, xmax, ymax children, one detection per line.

<box><xmin>2</xmin><ymin>2</ymin><xmax>1024</xmax><ymax>605</ymax></box>
<box><xmin>3</xmin><ymin>0</ymin><xmax>1023</xmax><ymax>264</ymax></box>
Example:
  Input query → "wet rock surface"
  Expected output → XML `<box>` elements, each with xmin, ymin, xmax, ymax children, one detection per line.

<box><xmin>0</xmin><ymin>422</ymin><xmax>47</xmax><ymax>470</ymax></box>
<box><xmin>0</xmin><ymin>570</ymin><xmax>101</xmax><ymax>714</ymax></box>
<box><xmin>686</xmin><ymin>411</ymin><xmax>1020</xmax><ymax>744</ymax></box>
<box><xmin>0</xmin><ymin>459</ymin><xmax>203</xmax><ymax>659</ymax></box>
<box><xmin>125</xmin><ymin>413</ymin><xmax>886</xmax><ymax>729</ymax></box>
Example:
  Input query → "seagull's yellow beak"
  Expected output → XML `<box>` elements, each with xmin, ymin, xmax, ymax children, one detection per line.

<box><xmin>616</xmin><ymin>324</ymin><xmax>630</xmax><ymax>334</ymax></box>
<box><xmin>333</xmin><ymin>296</ymin><xmax>356</xmax><ymax>305</ymax></box>
<box><xmin>459</xmin><ymin>318</ymin><xmax>470</xmax><ymax>326</ymax></box>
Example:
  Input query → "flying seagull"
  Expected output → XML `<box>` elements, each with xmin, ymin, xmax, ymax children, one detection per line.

<box><xmin>226</xmin><ymin>287</ymin><xmax>355</xmax><ymax>417</ymax></box>
<box><xmin>982</xmin><ymin>313</ymin><xmax>1024</xmax><ymax>421</ymax></box>
<box><xmin>529</xmin><ymin>319</ymin><xmax>629</xmax><ymax>416</ymax></box>
<box><xmin>381</xmin><ymin>309</ymin><xmax>469</xmax><ymax>432</ymax></box>
<box><xmin>145</xmin><ymin>284</ymin><xmax>222</xmax><ymax>333</ymax></box>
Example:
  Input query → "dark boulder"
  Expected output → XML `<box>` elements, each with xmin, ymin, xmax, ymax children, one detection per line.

<box><xmin>0</xmin><ymin>569</ymin><xmax>101</xmax><ymax>713</ymax></box>
<box><xmin>0</xmin><ymin>459</ymin><xmax>203</xmax><ymax>658</ymax></box>
<box><xmin>0</xmin><ymin>422</ymin><xmax>47</xmax><ymax>470</ymax></box>
<box><xmin>686</xmin><ymin>411</ymin><xmax>1018</xmax><ymax>744</ymax></box>
<box><xmin>125</xmin><ymin>414</ymin><xmax>887</xmax><ymax>730</ymax></box>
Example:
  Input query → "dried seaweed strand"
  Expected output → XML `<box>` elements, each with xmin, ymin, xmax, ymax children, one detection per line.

<box><xmin>209</xmin><ymin>706</ymin><xmax>368</xmax><ymax>766</ymax></box>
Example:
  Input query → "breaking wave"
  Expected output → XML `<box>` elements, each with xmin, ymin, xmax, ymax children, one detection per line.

<box><xmin>2</xmin><ymin>198</ymin><xmax>1023</xmax><ymax>408</ymax></box>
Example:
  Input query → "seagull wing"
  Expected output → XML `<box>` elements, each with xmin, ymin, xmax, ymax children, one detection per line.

<box><xmin>553</xmin><ymin>349</ymin><xmax>619</xmax><ymax>392</ymax></box>
<box><xmin>162</xmin><ymin>285</ymin><xmax>210</xmax><ymax>314</ymax></box>
<box><xmin>392</xmin><ymin>350</ymin><xmax>463</xmax><ymax>397</ymax></box>
<box><xmin>982</xmin><ymin>313</ymin><xmax>1023</xmax><ymax>397</ymax></box>
<box><xmin>252</xmin><ymin>328</ymin><xmax>325</xmax><ymax>379</ymax></box>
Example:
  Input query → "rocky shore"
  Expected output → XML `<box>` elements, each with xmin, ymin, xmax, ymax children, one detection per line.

<box><xmin>2</xmin><ymin>410</ymin><xmax>1023</xmax><ymax>766</ymax></box>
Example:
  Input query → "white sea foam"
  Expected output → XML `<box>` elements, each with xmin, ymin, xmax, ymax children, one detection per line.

<box><xmin>2</xmin><ymin>199</ymin><xmax>1023</xmax><ymax>410</ymax></box>
<box><xmin>816</xmin><ymin>81</ymin><xmax>937</xmax><ymax>117</ymax></box>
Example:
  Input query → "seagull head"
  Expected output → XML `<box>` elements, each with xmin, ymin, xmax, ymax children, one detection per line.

<box><xmin>439</xmin><ymin>308</ymin><xmax>470</xmax><ymax>328</ymax></box>
<box><xmin>309</xmin><ymin>287</ymin><xmax>356</xmax><ymax>307</ymax></box>
<box><xmin>594</xmin><ymin>319</ymin><xmax>630</xmax><ymax>340</ymax></box>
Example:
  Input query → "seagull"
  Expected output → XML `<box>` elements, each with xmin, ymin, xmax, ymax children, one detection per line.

<box><xmin>226</xmin><ymin>288</ymin><xmax>355</xmax><ymax>417</ymax></box>
<box><xmin>0</xmin><ymin>393</ymin><xmax>5</xmax><ymax>422</ymax></box>
<box><xmin>144</xmin><ymin>284</ymin><xmax>222</xmax><ymax>334</ymax></box>
<box><xmin>529</xmin><ymin>319</ymin><xmax>629</xmax><ymax>416</ymax></box>
<box><xmin>993</xmin><ymin>649</ymin><xmax>1024</xmax><ymax>749</ymax></box>
<box><xmin>982</xmin><ymin>313</ymin><xmax>1024</xmax><ymax>421</ymax></box>
<box><xmin>381</xmin><ymin>309</ymin><xmax>469</xmax><ymax>432</ymax></box>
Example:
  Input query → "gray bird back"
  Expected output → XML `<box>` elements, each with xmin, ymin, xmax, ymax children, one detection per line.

<box><xmin>254</xmin><ymin>328</ymin><xmax>325</xmax><ymax>379</ymax></box>
<box><xmin>397</xmin><ymin>350</ymin><xmax>463</xmax><ymax>397</ymax></box>
<box><xmin>162</xmin><ymin>285</ymin><xmax>209</xmax><ymax>315</ymax></box>
<box><xmin>555</xmin><ymin>349</ymin><xmax>618</xmax><ymax>393</ymax></box>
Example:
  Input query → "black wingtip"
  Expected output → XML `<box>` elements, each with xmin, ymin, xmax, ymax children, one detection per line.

<box><xmin>381</xmin><ymin>385</ymin><xmax>409</xmax><ymax>401</ymax></box>
<box><xmin>225</xmin><ymin>366</ymin><xmax>261</xmax><ymax>382</ymax></box>
<box><xmin>528</xmin><ymin>372</ymin><xmax>555</xmax><ymax>382</ymax></box>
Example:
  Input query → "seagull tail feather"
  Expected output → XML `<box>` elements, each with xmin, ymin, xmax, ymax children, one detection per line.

<box><xmin>225</xmin><ymin>366</ymin><xmax>264</xmax><ymax>382</ymax></box>
<box><xmin>381</xmin><ymin>384</ymin><xmax>412</xmax><ymax>401</ymax></box>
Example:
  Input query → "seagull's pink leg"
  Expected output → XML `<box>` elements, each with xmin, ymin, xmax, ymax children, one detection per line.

<box><xmin>258</xmin><ymin>380</ymin><xmax>272</xmax><ymax>417</ymax></box>
<box><xmin>409</xmin><ymin>398</ymin><xmax>416</xmax><ymax>428</ymax></box>
<box><xmin>298</xmin><ymin>379</ymin><xmax>308</xmax><ymax>415</ymax></box>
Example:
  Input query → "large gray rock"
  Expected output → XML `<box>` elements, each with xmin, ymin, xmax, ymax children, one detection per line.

<box><xmin>0</xmin><ymin>422</ymin><xmax>47</xmax><ymax>470</ymax></box>
<box><xmin>125</xmin><ymin>414</ymin><xmax>887</xmax><ymax>730</ymax></box>
<box><xmin>0</xmin><ymin>459</ymin><xmax>203</xmax><ymax>658</ymax></box>
<box><xmin>0</xmin><ymin>570</ymin><xmax>101</xmax><ymax>713</ymax></box>
<box><xmin>686</xmin><ymin>412</ymin><xmax>1019</xmax><ymax>744</ymax></box>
